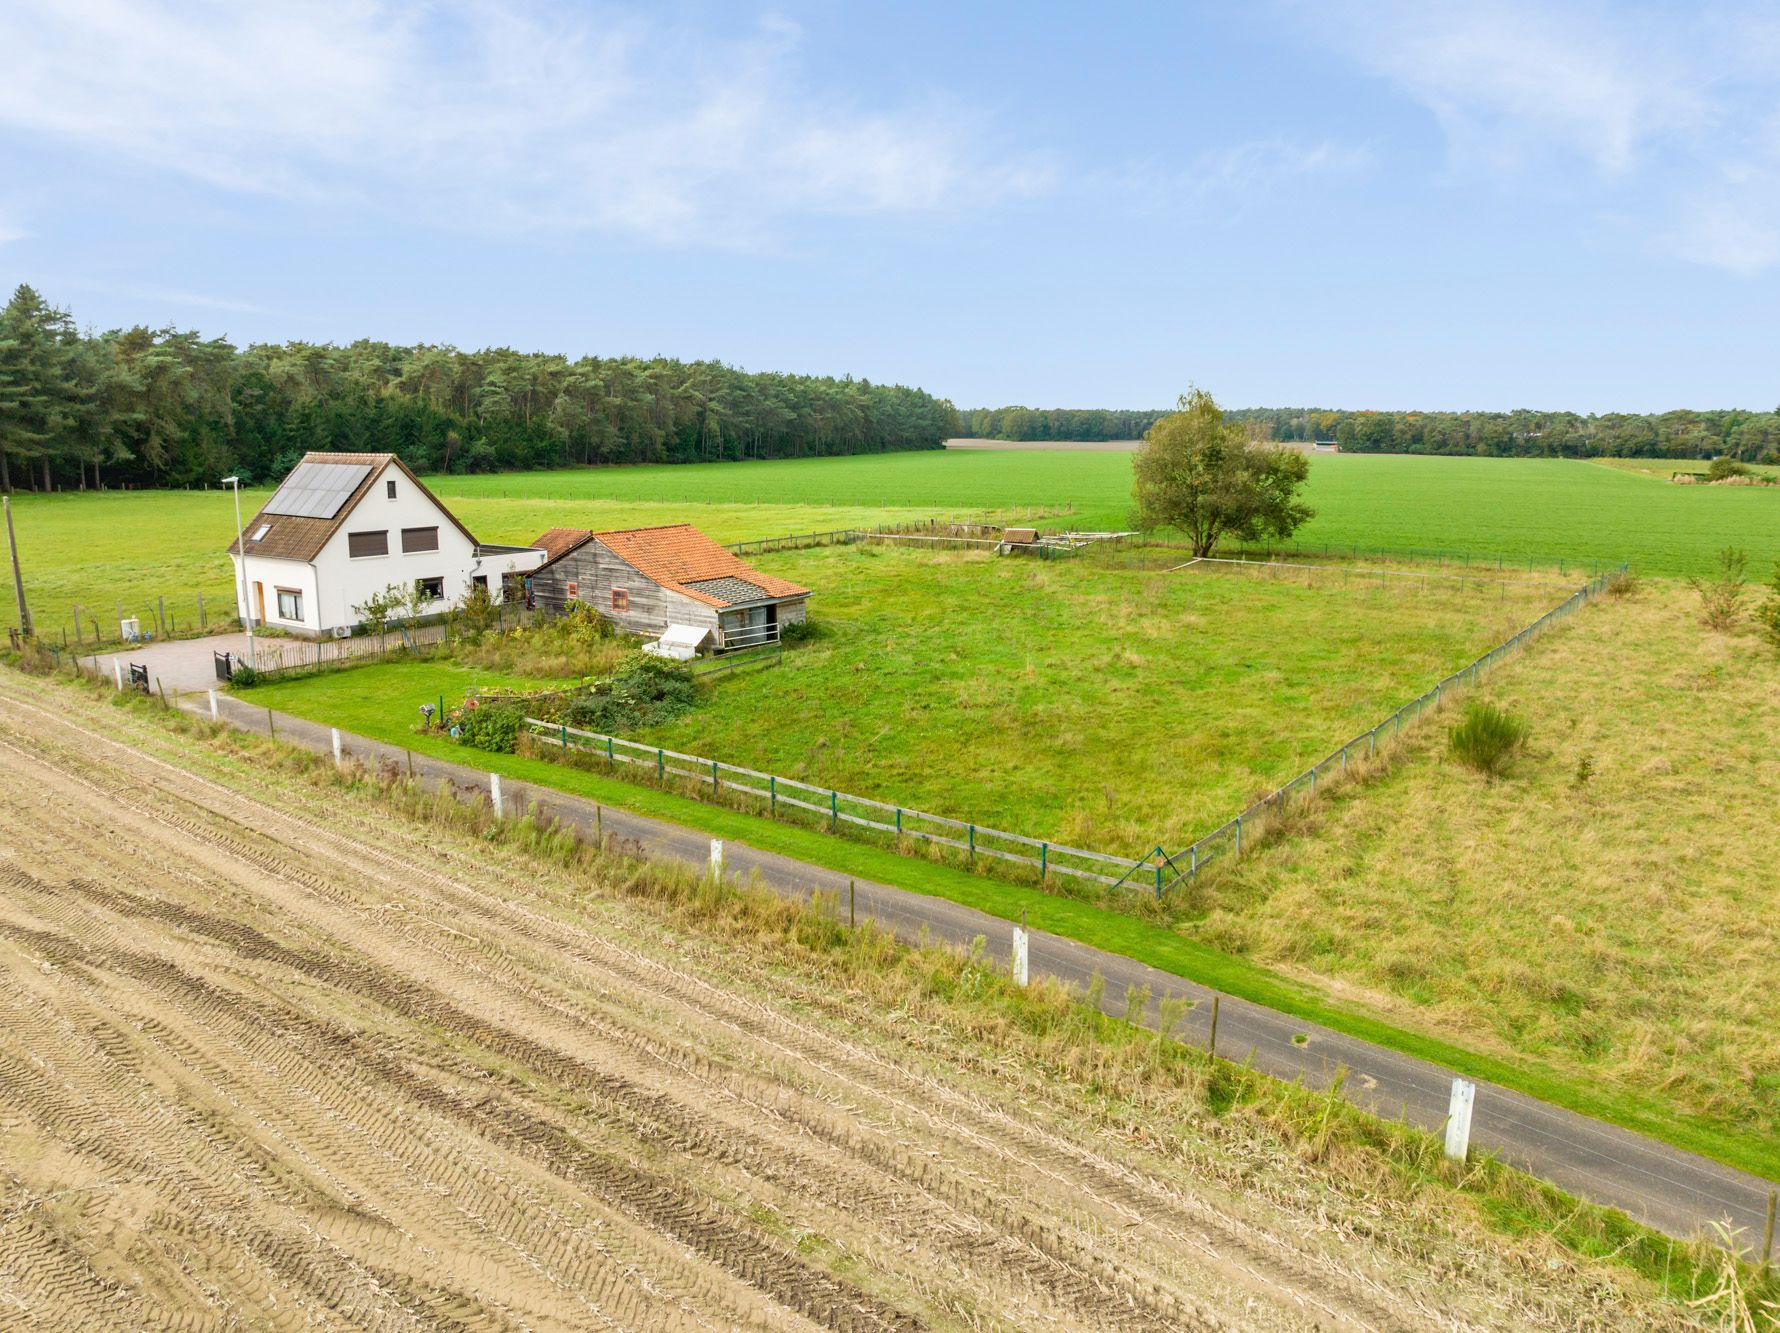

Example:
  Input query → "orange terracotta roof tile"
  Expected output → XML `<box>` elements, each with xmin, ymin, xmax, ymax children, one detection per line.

<box><xmin>592</xmin><ymin>524</ymin><xmax>812</xmax><ymax>608</ymax></box>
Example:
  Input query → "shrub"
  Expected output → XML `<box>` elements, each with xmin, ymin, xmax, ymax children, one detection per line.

<box><xmin>1688</xmin><ymin>546</ymin><xmax>1749</xmax><ymax>631</ymax></box>
<box><xmin>458</xmin><ymin>603</ymin><xmax>626</xmax><ymax>678</ymax></box>
<box><xmin>455</xmin><ymin>699</ymin><xmax>526</xmax><ymax>753</ymax></box>
<box><xmin>558</xmin><ymin>652</ymin><xmax>697</xmax><ymax>733</ymax></box>
<box><xmin>1756</xmin><ymin>560</ymin><xmax>1780</xmax><ymax>654</ymax></box>
<box><xmin>779</xmin><ymin>619</ymin><xmax>821</xmax><ymax>645</ymax></box>
<box><xmin>1447</xmin><ymin>701</ymin><xmax>1528</xmax><ymax>778</ymax></box>
<box><xmin>229</xmin><ymin>663</ymin><xmax>262</xmax><ymax>688</ymax></box>
<box><xmin>1705</xmin><ymin>455</ymin><xmax>1750</xmax><ymax>482</ymax></box>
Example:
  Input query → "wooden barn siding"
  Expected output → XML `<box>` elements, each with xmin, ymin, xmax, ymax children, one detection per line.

<box><xmin>531</xmin><ymin>544</ymin><xmax>719</xmax><ymax>639</ymax></box>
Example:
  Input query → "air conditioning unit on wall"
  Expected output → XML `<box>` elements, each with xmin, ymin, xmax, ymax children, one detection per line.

<box><xmin>332</xmin><ymin>625</ymin><xmax>352</xmax><ymax>639</ymax></box>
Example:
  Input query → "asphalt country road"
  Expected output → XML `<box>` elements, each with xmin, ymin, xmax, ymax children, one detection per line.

<box><xmin>158</xmin><ymin>683</ymin><xmax>1780</xmax><ymax>1249</ymax></box>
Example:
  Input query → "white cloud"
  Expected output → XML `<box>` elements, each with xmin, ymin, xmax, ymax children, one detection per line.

<box><xmin>0</xmin><ymin>1</ymin><xmax>1048</xmax><ymax>243</ymax></box>
<box><xmin>1290</xmin><ymin>1</ymin><xmax>1780</xmax><ymax>273</ymax></box>
<box><xmin>1104</xmin><ymin>137</ymin><xmax>1373</xmax><ymax>217</ymax></box>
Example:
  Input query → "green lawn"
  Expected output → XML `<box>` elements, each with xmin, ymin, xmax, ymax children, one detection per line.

<box><xmin>629</xmin><ymin>543</ymin><xmax>1561</xmax><ymax>853</ymax></box>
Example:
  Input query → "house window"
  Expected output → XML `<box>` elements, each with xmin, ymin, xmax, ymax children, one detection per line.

<box><xmin>348</xmin><ymin>530</ymin><xmax>389</xmax><ymax>558</ymax></box>
<box><xmin>386</xmin><ymin>478</ymin><xmax>398</xmax><ymax>500</ymax></box>
<box><xmin>471</xmin><ymin>574</ymin><xmax>488</xmax><ymax>591</ymax></box>
<box><xmin>611</xmin><ymin>588</ymin><xmax>629</xmax><ymax>611</ymax></box>
<box><xmin>416</xmin><ymin>576</ymin><xmax>445</xmax><ymax>602</ymax></box>
<box><xmin>401</xmin><ymin>526</ymin><xmax>439</xmax><ymax>553</ymax></box>
<box><xmin>276</xmin><ymin>589</ymin><xmax>303</xmax><ymax>621</ymax></box>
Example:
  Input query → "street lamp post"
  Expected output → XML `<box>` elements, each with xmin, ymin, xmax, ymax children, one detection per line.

<box><xmin>223</xmin><ymin>476</ymin><xmax>256</xmax><ymax>668</ymax></box>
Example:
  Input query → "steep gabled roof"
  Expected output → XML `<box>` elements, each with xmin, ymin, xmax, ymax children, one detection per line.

<box><xmin>226</xmin><ymin>453</ymin><xmax>478</xmax><ymax>563</ymax></box>
<box><xmin>591</xmin><ymin>524</ymin><xmax>811</xmax><ymax>608</ymax></box>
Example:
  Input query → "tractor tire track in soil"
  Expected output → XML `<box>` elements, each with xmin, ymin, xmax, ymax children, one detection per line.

<box><xmin>0</xmin><ymin>672</ymin><xmax>1675</xmax><ymax>1330</ymax></box>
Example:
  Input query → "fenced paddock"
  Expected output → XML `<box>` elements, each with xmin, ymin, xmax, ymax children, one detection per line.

<box><xmin>524</xmin><ymin>720</ymin><xmax>1157</xmax><ymax>890</ymax></box>
<box><xmin>508</xmin><ymin>556</ymin><xmax>1627</xmax><ymax>899</ymax></box>
<box><xmin>1153</xmin><ymin>563</ymin><xmax>1628</xmax><ymax>893</ymax></box>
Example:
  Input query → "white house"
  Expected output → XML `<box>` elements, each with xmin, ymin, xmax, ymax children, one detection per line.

<box><xmin>226</xmin><ymin>452</ymin><xmax>546</xmax><ymax>638</ymax></box>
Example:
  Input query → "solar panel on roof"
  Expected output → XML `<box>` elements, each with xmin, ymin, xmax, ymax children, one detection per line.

<box><xmin>262</xmin><ymin>462</ymin><xmax>373</xmax><ymax>519</ymax></box>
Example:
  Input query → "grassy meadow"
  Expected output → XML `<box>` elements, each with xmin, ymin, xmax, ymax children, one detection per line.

<box><xmin>1194</xmin><ymin>578</ymin><xmax>1780</xmax><ymax>1141</ymax></box>
<box><xmin>630</xmin><ymin>543</ymin><xmax>1564</xmax><ymax>851</ymax></box>
<box><xmin>7</xmin><ymin>447</ymin><xmax>1779</xmax><ymax>642</ymax></box>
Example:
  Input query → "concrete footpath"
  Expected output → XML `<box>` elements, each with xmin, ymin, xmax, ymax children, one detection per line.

<box><xmin>183</xmin><ymin>686</ymin><xmax>1776</xmax><ymax>1248</ymax></box>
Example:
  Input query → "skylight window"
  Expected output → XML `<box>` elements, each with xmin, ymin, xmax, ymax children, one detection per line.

<box><xmin>252</xmin><ymin>524</ymin><xmax>271</xmax><ymax>542</ymax></box>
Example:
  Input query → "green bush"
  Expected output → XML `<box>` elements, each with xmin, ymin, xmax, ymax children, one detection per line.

<box><xmin>456</xmin><ymin>699</ymin><xmax>526</xmax><ymax>753</ymax></box>
<box><xmin>229</xmin><ymin>663</ymin><xmax>262</xmax><ymax>688</ymax></box>
<box><xmin>1447</xmin><ymin>701</ymin><xmax>1528</xmax><ymax>778</ymax></box>
<box><xmin>558</xmin><ymin>652</ymin><xmax>697</xmax><ymax>734</ymax></box>
<box><xmin>1706</xmin><ymin>455</ymin><xmax>1750</xmax><ymax>482</ymax></box>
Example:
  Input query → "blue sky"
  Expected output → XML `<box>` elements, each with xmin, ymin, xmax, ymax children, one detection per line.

<box><xmin>2</xmin><ymin>1</ymin><xmax>1777</xmax><ymax>413</ymax></box>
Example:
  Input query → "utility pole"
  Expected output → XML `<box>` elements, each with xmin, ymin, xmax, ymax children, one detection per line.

<box><xmin>223</xmin><ymin>476</ymin><xmax>256</xmax><ymax>668</ymax></box>
<box><xmin>4</xmin><ymin>495</ymin><xmax>31</xmax><ymax>638</ymax></box>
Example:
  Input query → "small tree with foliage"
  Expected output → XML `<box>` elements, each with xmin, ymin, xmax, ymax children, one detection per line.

<box><xmin>1132</xmin><ymin>387</ymin><xmax>1312</xmax><ymax>556</ymax></box>
<box><xmin>352</xmin><ymin>584</ymin><xmax>406</xmax><ymax>652</ymax></box>
<box><xmin>1688</xmin><ymin>546</ymin><xmax>1749</xmax><ymax>631</ymax></box>
<box><xmin>1705</xmin><ymin>455</ymin><xmax>1750</xmax><ymax>482</ymax></box>
<box><xmin>1755</xmin><ymin>561</ymin><xmax>1780</xmax><ymax>653</ymax></box>
<box><xmin>449</xmin><ymin>581</ymin><xmax>501</xmax><ymax>643</ymax></box>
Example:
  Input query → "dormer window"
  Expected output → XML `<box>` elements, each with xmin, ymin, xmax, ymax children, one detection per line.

<box><xmin>251</xmin><ymin>524</ymin><xmax>271</xmax><ymax>542</ymax></box>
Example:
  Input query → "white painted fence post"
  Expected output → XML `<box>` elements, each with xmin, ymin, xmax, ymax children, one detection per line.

<box><xmin>1445</xmin><ymin>1078</ymin><xmax>1475</xmax><ymax>1162</ymax></box>
<box><xmin>1011</xmin><ymin>922</ymin><xmax>1029</xmax><ymax>988</ymax></box>
<box><xmin>330</xmin><ymin>727</ymin><xmax>342</xmax><ymax>766</ymax></box>
<box><xmin>490</xmin><ymin>772</ymin><xmax>503</xmax><ymax>818</ymax></box>
<box><xmin>113</xmin><ymin>660</ymin><xmax>122</xmax><ymax>690</ymax></box>
<box><xmin>709</xmin><ymin>839</ymin><xmax>724</xmax><ymax>881</ymax></box>
<box><xmin>207</xmin><ymin>688</ymin><xmax>219</xmax><ymax>721</ymax></box>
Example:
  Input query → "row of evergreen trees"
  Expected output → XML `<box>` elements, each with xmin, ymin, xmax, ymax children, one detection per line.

<box><xmin>0</xmin><ymin>285</ymin><xmax>959</xmax><ymax>491</ymax></box>
<box><xmin>964</xmin><ymin>403</ymin><xmax>1780</xmax><ymax>460</ymax></box>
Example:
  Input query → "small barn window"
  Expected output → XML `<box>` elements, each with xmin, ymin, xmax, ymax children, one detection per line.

<box><xmin>401</xmin><ymin>526</ymin><xmax>439</xmax><ymax>553</ymax></box>
<box><xmin>611</xmin><ymin>588</ymin><xmax>629</xmax><ymax>611</ymax></box>
<box><xmin>416</xmin><ymin>576</ymin><xmax>445</xmax><ymax>601</ymax></box>
<box><xmin>276</xmin><ymin>589</ymin><xmax>303</xmax><ymax>620</ymax></box>
<box><xmin>348</xmin><ymin>530</ymin><xmax>389</xmax><ymax>558</ymax></box>
<box><xmin>566</xmin><ymin>580</ymin><xmax>580</xmax><ymax>599</ymax></box>
<box><xmin>386</xmin><ymin>478</ymin><xmax>398</xmax><ymax>499</ymax></box>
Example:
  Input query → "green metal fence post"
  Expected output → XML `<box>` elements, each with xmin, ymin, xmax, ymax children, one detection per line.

<box><xmin>770</xmin><ymin>774</ymin><xmax>777</xmax><ymax>815</ymax></box>
<box><xmin>559</xmin><ymin>722</ymin><xmax>567</xmax><ymax>747</ymax></box>
<box><xmin>1040</xmin><ymin>843</ymin><xmax>1048</xmax><ymax>880</ymax></box>
<box><xmin>968</xmin><ymin>824</ymin><xmax>975</xmax><ymax>860</ymax></box>
<box><xmin>711</xmin><ymin>759</ymin><xmax>719</xmax><ymax>793</ymax></box>
<box><xmin>895</xmin><ymin>808</ymin><xmax>902</xmax><ymax>836</ymax></box>
<box><xmin>607</xmin><ymin>736</ymin><xmax>614</xmax><ymax>764</ymax></box>
<box><xmin>831</xmin><ymin>790</ymin><xmax>838</xmax><ymax>830</ymax></box>
<box><xmin>657</xmin><ymin>748</ymin><xmax>664</xmax><ymax>780</ymax></box>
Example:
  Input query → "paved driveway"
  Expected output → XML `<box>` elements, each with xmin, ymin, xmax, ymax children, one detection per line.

<box><xmin>92</xmin><ymin>633</ymin><xmax>252</xmax><ymax>693</ymax></box>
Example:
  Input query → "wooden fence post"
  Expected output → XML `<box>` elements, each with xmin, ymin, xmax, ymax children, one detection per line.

<box><xmin>1207</xmin><ymin>996</ymin><xmax>1219</xmax><ymax>1058</ymax></box>
<box><xmin>849</xmin><ymin>880</ymin><xmax>855</xmax><ymax>928</ymax></box>
<box><xmin>1764</xmin><ymin>1190</ymin><xmax>1776</xmax><ymax>1272</ymax></box>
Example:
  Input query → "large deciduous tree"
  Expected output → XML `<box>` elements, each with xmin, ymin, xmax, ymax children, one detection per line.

<box><xmin>1132</xmin><ymin>387</ymin><xmax>1312</xmax><ymax>557</ymax></box>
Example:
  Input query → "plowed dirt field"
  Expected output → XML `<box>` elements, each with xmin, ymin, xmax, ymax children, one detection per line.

<box><xmin>0</xmin><ymin>672</ymin><xmax>1678</xmax><ymax>1330</ymax></box>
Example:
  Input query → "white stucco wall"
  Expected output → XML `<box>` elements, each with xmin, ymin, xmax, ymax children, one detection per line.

<box><xmin>229</xmin><ymin>556</ymin><xmax>322</xmax><ymax>633</ymax></box>
<box><xmin>309</xmin><ymin>468</ymin><xmax>478</xmax><ymax>631</ymax></box>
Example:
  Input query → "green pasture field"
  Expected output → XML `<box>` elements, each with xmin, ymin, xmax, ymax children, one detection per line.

<box><xmin>7</xmin><ymin>448</ymin><xmax>1777</xmax><ymax>641</ymax></box>
<box><xmin>0</xmin><ymin>488</ymin><xmax>951</xmax><ymax>647</ymax></box>
<box><xmin>628</xmin><ymin>543</ymin><xmax>1565</xmax><ymax>852</ymax></box>
<box><xmin>438</xmin><ymin>450</ymin><xmax>1780</xmax><ymax>577</ymax></box>
<box><xmin>1194</xmin><ymin>577</ymin><xmax>1780</xmax><ymax>1147</ymax></box>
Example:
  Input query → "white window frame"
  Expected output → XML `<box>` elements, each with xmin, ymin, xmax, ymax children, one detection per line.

<box><xmin>415</xmin><ymin>575</ymin><xmax>445</xmax><ymax>602</ymax></box>
<box><xmin>275</xmin><ymin>588</ymin><xmax>304</xmax><ymax>621</ymax></box>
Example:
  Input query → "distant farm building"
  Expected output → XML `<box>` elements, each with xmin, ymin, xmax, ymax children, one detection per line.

<box><xmin>226</xmin><ymin>452</ymin><xmax>546</xmax><ymax>638</ymax></box>
<box><xmin>1279</xmin><ymin>440</ymin><xmax>1341</xmax><ymax>455</ymax></box>
<box><xmin>529</xmin><ymin>524</ymin><xmax>811</xmax><ymax>652</ymax></box>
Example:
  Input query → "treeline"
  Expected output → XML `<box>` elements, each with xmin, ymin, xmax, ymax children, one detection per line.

<box><xmin>0</xmin><ymin>285</ymin><xmax>958</xmax><ymax>491</ymax></box>
<box><xmin>964</xmin><ymin>403</ymin><xmax>1780</xmax><ymax>461</ymax></box>
<box><xmin>960</xmin><ymin>407</ymin><xmax>1168</xmax><ymax>441</ymax></box>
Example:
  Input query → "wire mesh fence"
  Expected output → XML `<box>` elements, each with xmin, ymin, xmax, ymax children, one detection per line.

<box><xmin>1154</xmin><ymin>563</ymin><xmax>1628</xmax><ymax>894</ymax></box>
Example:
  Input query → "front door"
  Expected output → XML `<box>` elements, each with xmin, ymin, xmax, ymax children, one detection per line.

<box><xmin>254</xmin><ymin>582</ymin><xmax>266</xmax><ymax>623</ymax></box>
